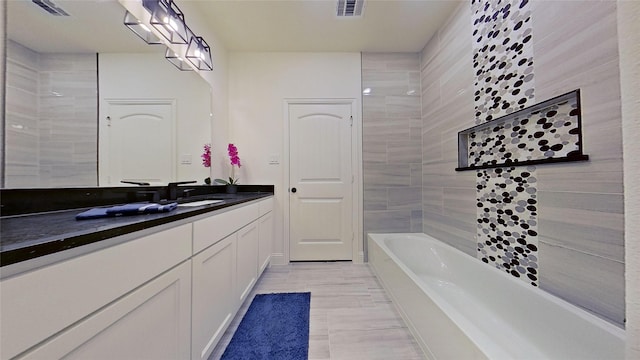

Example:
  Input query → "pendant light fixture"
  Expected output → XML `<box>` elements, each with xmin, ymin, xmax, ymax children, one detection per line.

<box><xmin>165</xmin><ymin>47</ymin><xmax>193</xmax><ymax>71</ymax></box>
<box><xmin>145</xmin><ymin>0</ymin><xmax>189</xmax><ymax>45</ymax></box>
<box><xmin>186</xmin><ymin>35</ymin><xmax>213</xmax><ymax>71</ymax></box>
<box><xmin>124</xmin><ymin>0</ymin><xmax>214</xmax><ymax>72</ymax></box>
<box><xmin>123</xmin><ymin>10</ymin><xmax>163</xmax><ymax>45</ymax></box>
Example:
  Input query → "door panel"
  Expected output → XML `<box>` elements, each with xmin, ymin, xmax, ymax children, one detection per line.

<box><xmin>101</xmin><ymin>100</ymin><xmax>175</xmax><ymax>186</ymax></box>
<box><xmin>289</xmin><ymin>102</ymin><xmax>353</xmax><ymax>261</ymax></box>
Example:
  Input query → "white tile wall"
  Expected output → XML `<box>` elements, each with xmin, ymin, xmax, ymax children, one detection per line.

<box><xmin>362</xmin><ymin>53</ymin><xmax>423</xmax><ymax>252</ymax></box>
<box><xmin>5</xmin><ymin>40</ymin><xmax>97</xmax><ymax>187</ymax></box>
<box><xmin>419</xmin><ymin>0</ymin><xmax>625</xmax><ymax>326</ymax></box>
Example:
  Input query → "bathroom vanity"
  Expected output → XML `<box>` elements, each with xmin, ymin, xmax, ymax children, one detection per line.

<box><xmin>0</xmin><ymin>186</ymin><xmax>274</xmax><ymax>360</ymax></box>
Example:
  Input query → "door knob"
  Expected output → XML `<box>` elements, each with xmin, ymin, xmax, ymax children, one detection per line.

<box><xmin>291</xmin><ymin>187</ymin><xmax>297</xmax><ymax>193</ymax></box>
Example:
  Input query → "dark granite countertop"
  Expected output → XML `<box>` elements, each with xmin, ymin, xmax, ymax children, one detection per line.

<box><xmin>1</xmin><ymin>187</ymin><xmax>274</xmax><ymax>267</ymax></box>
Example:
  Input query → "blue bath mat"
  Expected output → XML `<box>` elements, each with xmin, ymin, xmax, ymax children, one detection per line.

<box><xmin>220</xmin><ymin>292</ymin><xmax>311</xmax><ymax>360</ymax></box>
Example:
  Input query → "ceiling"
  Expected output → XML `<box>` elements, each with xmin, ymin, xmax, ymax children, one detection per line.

<box><xmin>7</xmin><ymin>0</ymin><xmax>461</xmax><ymax>54</ymax></box>
<box><xmin>191</xmin><ymin>0</ymin><xmax>461</xmax><ymax>52</ymax></box>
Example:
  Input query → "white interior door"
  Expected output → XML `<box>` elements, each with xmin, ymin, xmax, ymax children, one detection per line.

<box><xmin>289</xmin><ymin>102</ymin><xmax>353</xmax><ymax>261</ymax></box>
<box><xmin>101</xmin><ymin>100</ymin><xmax>175</xmax><ymax>186</ymax></box>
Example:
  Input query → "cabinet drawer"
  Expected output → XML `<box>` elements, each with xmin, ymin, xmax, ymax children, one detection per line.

<box><xmin>18</xmin><ymin>262</ymin><xmax>192</xmax><ymax>360</ymax></box>
<box><xmin>193</xmin><ymin>202</ymin><xmax>260</xmax><ymax>254</ymax></box>
<box><xmin>259</xmin><ymin>197</ymin><xmax>274</xmax><ymax>216</ymax></box>
<box><xmin>0</xmin><ymin>224</ymin><xmax>192</xmax><ymax>360</ymax></box>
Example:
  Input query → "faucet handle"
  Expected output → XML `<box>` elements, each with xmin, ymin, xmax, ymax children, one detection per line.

<box><xmin>167</xmin><ymin>180</ymin><xmax>197</xmax><ymax>200</ymax></box>
<box><xmin>168</xmin><ymin>180</ymin><xmax>197</xmax><ymax>186</ymax></box>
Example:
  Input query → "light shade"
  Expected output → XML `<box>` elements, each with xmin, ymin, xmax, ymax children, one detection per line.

<box><xmin>165</xmin><ymin>47</ymin><xmax>193</xmax><ymax>71</ymax></box>
<box><xmin>185</xmin><ymin>35</ymin><xmax>213</xmax><ymax>71</ymax></box>
<box><xmin>123</xmin><ymin>11</ymin><xmax>162</xmax><ymax>45</ymax></box>
<box><xmin>145</xmin><ymin>0</ymin><xmax>189</xmax><ymax>45</ymax></box>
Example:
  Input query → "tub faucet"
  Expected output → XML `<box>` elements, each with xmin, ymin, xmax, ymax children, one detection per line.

<box><xmin>167</xmin><ymin>180</ymin><xmax>197</xmax><ymax>200</ymax></box>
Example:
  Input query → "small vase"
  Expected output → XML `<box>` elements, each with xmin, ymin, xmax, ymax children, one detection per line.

<box><xmin>226</xmin><ymin>184</ymin><xmax>238</xmax><ymax>194</ymax></box>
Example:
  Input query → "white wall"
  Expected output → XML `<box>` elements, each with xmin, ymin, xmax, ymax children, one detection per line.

<box><xmin>619</xmin><ymin>0</ymin><xmax>640</xmax><ymax>356</ymax></box>
<box><xmin>117</xmin><ymin>0</ymin><xmax>230</xmax><ymax>183</ymax></box>
<box><xmin>179</xmin><ymin>1</ymin><xmax>229</xmax><ymax>182</ymax></box>
<box><xmin>228</xmin><ymin>52</ymin><xmax>362</xmax><ymax>264</ymax></box>
<box><xmin>99</xmin><ymin>53</ymin><xmax>212</xmax><ymax>184</ymax></box>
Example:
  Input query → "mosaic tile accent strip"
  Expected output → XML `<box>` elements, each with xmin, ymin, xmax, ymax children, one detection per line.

<box><xmin>471</xmin><ymin>0</ymin><xmax>535</xmax><ymax>124</ymax></box>
<box><xmin>460</xmin><ymin>90</ymin><xmax>584</xmax><ymax>169</ymax></box>
<box><xmin>470</xmin><ymin>0</ymin><xmax>539</xmax><ymax>286</ymax></box>
<box><xmin>477</xmin><ymin>166</ymin><xmax>539</xmax><ymax>286</ymax></box>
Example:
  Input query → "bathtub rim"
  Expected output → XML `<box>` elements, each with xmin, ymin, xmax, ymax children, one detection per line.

<box><xmin>367</xmin><ymin>232</ymin><xmax>625</xmax><ymax>358</ymax></box>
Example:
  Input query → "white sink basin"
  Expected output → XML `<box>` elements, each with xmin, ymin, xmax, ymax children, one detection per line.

<box><xmin>177</xmin><ymin>199</ymin><xmax>224</xmax><ymax>207</ymax></box>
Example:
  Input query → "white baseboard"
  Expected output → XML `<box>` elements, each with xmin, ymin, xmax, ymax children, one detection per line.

<box><xmin>270</xmin><ymin>253</ymin><xmax>287</xmax><ymax>265</ymax></box>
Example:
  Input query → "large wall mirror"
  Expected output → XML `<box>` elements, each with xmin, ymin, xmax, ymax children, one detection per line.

<box><xmin>4</xmin><ymin>0</ymin><xmax>212</xmax><ymax>188</ymax></box>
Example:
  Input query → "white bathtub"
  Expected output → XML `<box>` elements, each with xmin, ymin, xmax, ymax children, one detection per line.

<box><xmin>368</xmin><ymin>233</ymin><xmax>625</xmax><ymax>360</ymax></box>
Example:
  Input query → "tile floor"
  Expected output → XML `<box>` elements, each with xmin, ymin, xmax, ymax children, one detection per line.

<box><xmin>209</xmin><ymin>262</ymin><xmax>426</xmax><ymax>360</ymax></box>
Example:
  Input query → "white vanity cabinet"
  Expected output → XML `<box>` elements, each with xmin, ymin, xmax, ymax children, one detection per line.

<box><xmin>236</xmin><ymin>221</ymin><xmax>259</xmax><ymax>304</ymax></box>
<box><xmin>18</xmin><ymin>261</ymin><xmax>192</xmax><ymax>360</ymax></box>
<box><xmin>191</xmin><ymin>234</ymin><xmax>237</xmax><ymax>360</ymax></box>
<box><xmin>191</xmin><ymin>197</ymin><xmax>273</xmax><ymax>360</ymax></box>
<box><xmin>1</xmin><ymin>196</ymin><xmax>274</xmax><ymax>360</ymax></box>
<box><xmin>258</xmin><ymin>198</ymin><xmax>273</xmax><ymax>277</ymax></box>
<box><xmin>0</xmin><ymin>224</ymin><xmax>192</xmax><ymax>360</ymax></box>
<box><xmin>258</xmin><ymin>199</ymin><xmax>274</xmax><ymax>276</ymax></box>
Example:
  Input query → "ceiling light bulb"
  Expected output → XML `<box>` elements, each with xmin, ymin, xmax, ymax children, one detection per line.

<box><xmin>169</xmin><ymin>18</ymin><xmax>178</xmax><ymax>31</ymax></box>
<box><xmin>140</xmin><ymin>24</ymin><xmax>151</xmax><ymax>32</ymax></box>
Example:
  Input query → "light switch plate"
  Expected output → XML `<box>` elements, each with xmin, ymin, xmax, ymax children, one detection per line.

<box><xmin>268</xmin><ymin>153</ymin><xmax>280</xmax><ymax>165</ymax></box>
<box><xmin>180</xmin><ymin>154</ymin><xmax>192</xmax><ymax>165</ymax></box>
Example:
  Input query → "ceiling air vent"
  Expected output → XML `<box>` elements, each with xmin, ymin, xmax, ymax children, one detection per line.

<box><xmin>336</xmin><ymin>0</ymin><xmax>364</xmax><ymax>17</ymax></box>
<box><xmin>31</xmin><ymin>0</ymin><xmax>70</xmax><ymax>16</ymax></box>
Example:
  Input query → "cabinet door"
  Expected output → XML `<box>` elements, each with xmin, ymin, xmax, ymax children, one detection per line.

<box><xmin>19</xmin><ymin>262</ymin><xmax>192</xmax><ymax>360</ymax></box>
<box><xmin>236</xmin><ymin>221</ymin><xmax>259</xmax><ymax>304</ymax></box>
<box><xmin>258</xmin><ymin>211</ymin><xmax>273</xmax><ymax>276</ymax></box>
<box><xmin>193</xmin><ymin>202</ymin><xmax>260</xmax><ymax>253</ymax></box>
<box><xmin>191</xmin><ymin>234</ymin><xmax>236</xmax><ymax>360</ymax></box>
<box><xmin>1</xmin><ymin>224</ymin><xmax>192</xmax><ymax>360</ymax></box>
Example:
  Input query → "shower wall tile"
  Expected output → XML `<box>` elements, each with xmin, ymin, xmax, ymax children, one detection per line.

<box><xmin>539</xmin><ymin>242</ymin><xmax>625</xmax><ymax>326</ymax></box>
<box><xmin>538</xmin><ymin>191</ymin><xmax>624</xmax><ymax>262</ymax></box>
<box><xmin>423</xmin><ymin>186</ymin><xmax>443</xmax><ymax>214</ymax></box>
<box><xmin>362</xmin><ymin>140</ymin><xmax>388</xmax><ymax>164</ymax></box>
<box><xmin>532</xmin><ymin>1</ymin><xmax>618</xmax><ymax>92</ymax></box>
<box><xmin>442</xmin><ymin>187</ymin><xmax>476</xmax><ymax>220</ymax></box>
<box><xmin>364</xmin><ymin>188</ymin><xmax>388</xmax><ymax>211</ymax></box>
<box><xmin>363</xmin><ymin>120</ymin><xmax>412</xmax><ymax>141</ymax></box>
<box><xmin>388</xmin><ymin>187</ymin><xmax>422</xmax><ymax>210</ymax></box>
<box><xmin>385</xmin><ymin>96</ymin><xmax>421</xmax><ymax>118</ymax></box>
<box><xmin>410</xmin><ymin>164</ymin><xmax>422</xmax><ymax>187</ymax></box>
<box><xmin>364</xmin><ymin>164</ymin><xmax>411</xmax><ymax>188</ymax></box>
<box><xmin>419</xmin><ymin>0</ymin><xmax>624</xmax><ymax>326</ymax></box>
<box><xmin>363</xmin><ymin>96</ymin><xmax>387</xmax><ymax>118</ymax></box>
<box><xmin>364</xmin><ymin>211</ymin><xmax>412</xmax><ymax>233</ymax></box>
<box><xmin>362</xmin><ymin>52</ymin><xmax>420</xmax><ymax>72</ymax></box>
<box><xmin>5</xmin><ymin>41</ymin><xmax>40</xmax><ymax>188</ymax></box>
<box><xmin>4</xmin><ymin>41</ymin><xmax>97</xmax><ymax>188</ymax></box>
<box><xmin>362</xmin><ymin>53</ymin><xmax>422</xmax><ymax>249</ymax></box>
<box><xmin>537</xmin><ymin>162</ymin><xmax>623</xmax><ymax>194</ymax></box>
<box><xmin>439</xmin><ymin>56</ymin><xmax>473</xmax><ymax>102</ymax></box>
<box><xmin>387</xmin><ymin>140</ymin><xmax>422</xmax><ymax>164</ymax></box>
<box><xmin>361</xmin><ymin>72</ymin><xmax>411</xmax><ymax>97</ymax></box>
<box><xmin>531</xmin><ymin>0</ymin><xmax>624</xmax><ymax>324</ymax></box>
<box><xmin>423</xmin><ymin>209</ymin><xmax>476</xmax><ymax>256</ymax></box>
<box><xmin>421</xmin><ymin>82</ymin><xmax>440</xmax><ymax>115</ymax></box>
<box><xmin>410</xmin><ymin>210</ymin><xmax>423</xmax><ymax>233</ymax></box>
